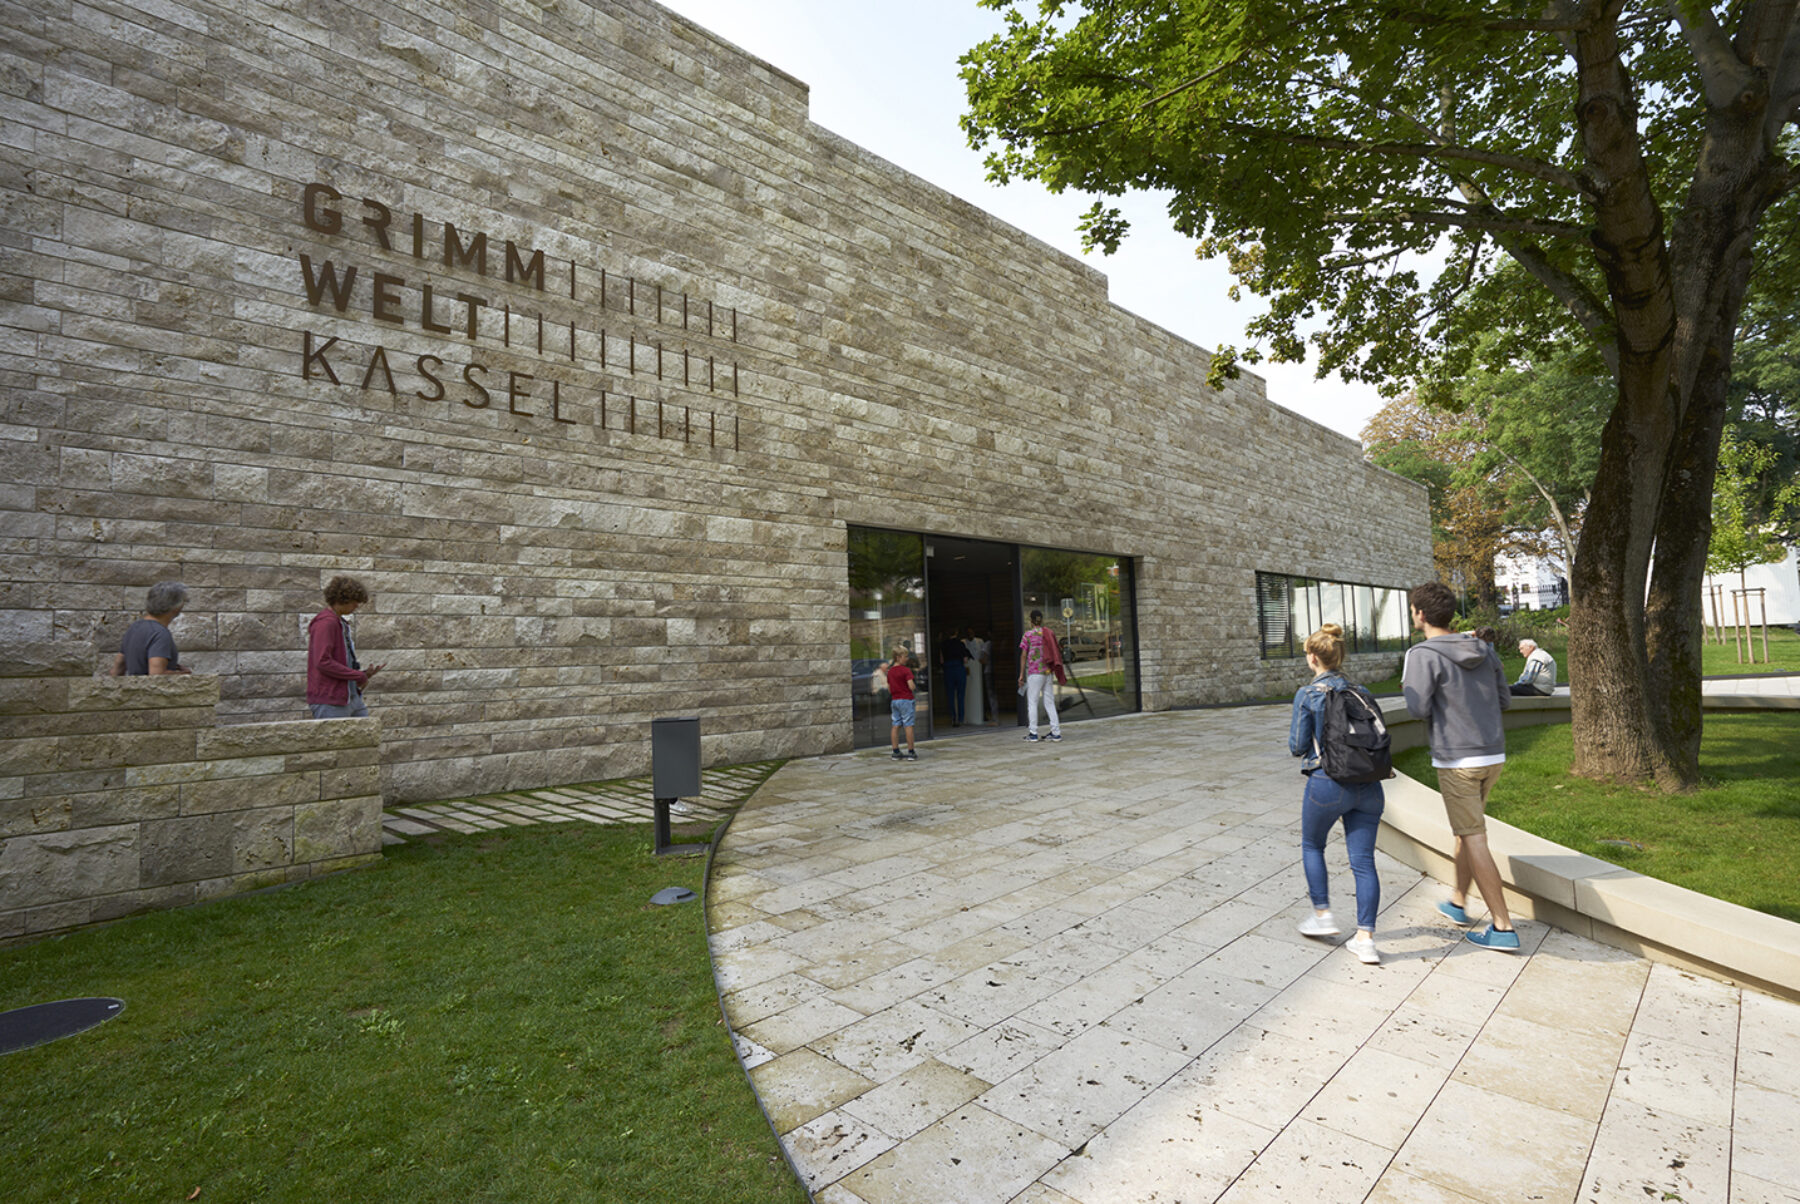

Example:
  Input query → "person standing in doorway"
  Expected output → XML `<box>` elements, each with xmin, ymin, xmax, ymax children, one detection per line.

<box><xmin>962</xmin><ymin>626</ymin><xmax>988</xmax><ymax>726</ymax></box>
<box><xmin>109</xmin><ymin>581</ymin><xmax>192</xmax><ymax>676</ymax></box>
<box><xmin>1018</xmin><ymin>609</ymin><xmax>1063</xmax><ymax>743</ymax></box>
<box><xmin>1402</xmin><ymin>581</ymin><xmax>1520</xmax><ymax>951</ymax></box>
<box><xmin>939</xmin><ymin>630</ymin><xmax>971</xmax><ymax>727</ymax></box>
<box><xmin>307</xmin><ymin>576</ymin><xmax>385</xmax><ymax>718</ymax></box>
<box><xmin>887</xmin><ymin>641</ymin><xmax>918</xmax><ymax>760</ymax></box>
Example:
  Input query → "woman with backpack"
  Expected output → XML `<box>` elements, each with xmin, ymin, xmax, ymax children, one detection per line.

<box><xmin>1287</xmin><ymin>623</ymin><xmax>1386</xmax><ymax>964</ymax></box>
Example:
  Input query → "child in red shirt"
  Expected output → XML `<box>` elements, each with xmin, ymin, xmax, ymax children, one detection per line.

<box><xmin>886</xmin><ymin>643</ymin><xmax>918</xmax><ymax>760</ymax></box>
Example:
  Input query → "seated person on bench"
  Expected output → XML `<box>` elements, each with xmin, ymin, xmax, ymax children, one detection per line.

<box><xmin>1510</xmin><ymin>639</ymin><xmax>1557</xmax><ymax>696</ymax></box>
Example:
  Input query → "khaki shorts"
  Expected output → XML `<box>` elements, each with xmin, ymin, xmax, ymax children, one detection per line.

<box><xmin>1438</xmin><ymin>763</ymin><xmax>1504</xmax><ymax>836</ymax></box>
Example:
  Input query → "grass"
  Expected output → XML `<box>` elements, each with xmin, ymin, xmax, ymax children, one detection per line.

<box><xmin>1395</xmin><ymin>712</ymin><xmax>1800</xmax><ymax>922</ymax></box>
<box><xmin>0</xmin><ymin>821</ymin><xmax>807</xmax><ymax>1204</ymax></box>
<box><xmin>1702</xmin><ymin>622</ymin><xmax>1800</xmax><ymax>675</ymax></box>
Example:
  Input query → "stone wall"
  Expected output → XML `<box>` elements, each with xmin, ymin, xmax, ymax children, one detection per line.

<box><xmin>0</xmin><ymin>0</ymin><xmax>1433</xmax><ymax>800</ymax></box>
<box><xmin>0</xmin><ymin>643</ymin><xmax>381</xmax><ymax>944</ymax></box>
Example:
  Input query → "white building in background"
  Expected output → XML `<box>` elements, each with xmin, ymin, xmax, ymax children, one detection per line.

<box><xmin>1703</xmin><ymin>546</ymin><xmax>1800</xmax><ymax>627</ymax></box>
<box><xmin>1496</xmin><ymin>553</ymin><xmax>1569</xmax><ymax>613</ymax></box>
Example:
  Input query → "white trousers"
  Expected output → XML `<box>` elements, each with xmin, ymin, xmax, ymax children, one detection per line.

<box><xmin>1025</xmin><ymin>673</ymin><xmax>1060</xmax><ymax>736</ymax></box>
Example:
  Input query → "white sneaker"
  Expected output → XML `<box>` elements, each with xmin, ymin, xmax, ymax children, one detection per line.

<box><xmin>1297</xmin><ymin>912</ymin><xmax>1340</xmax><ymax>937</ymax></box>
<box><xmin>1346</xmin><ymin>932</ymin><xmax>1380</xmax><ymax>964</ymax></box>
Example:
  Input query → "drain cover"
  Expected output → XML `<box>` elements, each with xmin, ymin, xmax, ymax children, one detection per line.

<box><xmin>0</xmin><ymin>997</ymin><xmax>125</xmax><ymax>1055</ymax></box>
<box><xmin>650</xmin><ymin>887</ymin><xmax>697</xmax><ymax>905</ymax></box>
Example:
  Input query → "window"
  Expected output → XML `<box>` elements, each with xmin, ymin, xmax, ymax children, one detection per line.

<box><xmin>1256</xmin><ymin>572</ymin><xmax>1414</xmax><ymax>659</ymax></box>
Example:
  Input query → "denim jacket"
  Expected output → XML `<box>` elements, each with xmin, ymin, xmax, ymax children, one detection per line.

<box><xmin>1288</xmin><ymin>671</ymin><xmax>1349</xmax><ymax>775</ymax></box>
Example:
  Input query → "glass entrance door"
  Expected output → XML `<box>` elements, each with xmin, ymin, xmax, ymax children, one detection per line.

<box><xmin>847</xmin><ymin>528</ymin><xmax>927</xmax><ymax>749</ymax></box>
<box><xmin>847</xmin><ymin>527</ymin><xmax>1138</xmax><ymax>748</ymax></box>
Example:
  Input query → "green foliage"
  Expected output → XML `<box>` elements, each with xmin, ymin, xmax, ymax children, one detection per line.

<box><xmin>1728</xmin><ymin>332</ymin><xmax>1800</xmax><ymax>540</ymax></box>
<box><xmin>1707</xmin><ymin>427</ymin><xmax>1800</xmax><ymax>579</ymax></box>
<box><xmin>0</xmin><ymin>824</ymin><xmax>806</xmax><ymax>1204</ymax></box>
<box><xmin>959</xmin><ymin>1</ymin><xmax>1798</xmax><ymax>393</ymax></box>
<box><xmin>1395</xmin><ymin>714</ymin><xmax>1800</xmax><ymax>922</ymax></box>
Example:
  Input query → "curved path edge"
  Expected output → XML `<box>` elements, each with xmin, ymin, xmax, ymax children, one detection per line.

<box><xmin>1376</xmin><ymin>690</ymin><xmax>1800</xmax><ymax>1002</ymax></box>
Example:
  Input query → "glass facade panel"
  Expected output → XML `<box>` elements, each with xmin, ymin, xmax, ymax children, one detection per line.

<box><xmin>1319</xmin><ymin>581</ymin><xmax>1348</xmax><ymax>632</ymax></box>
<box><xmin>1257</xmin><ymin>571</ymin><xmax>1415</xmax><ymax>658</ymax></box>
<box><xmin>847</xmin><ymin>528</ymin><xmax>927</xmax><ymax>749</ymax></box>
<box><xmin>1353</xmin><ymin>585</ymin><xmax>1376</xmax><ymax>650</ymax></box>
<box><xmin>1020</xmin><ymin>547</ymin><xmax>1139</xmax><ymax>722</ymax></box>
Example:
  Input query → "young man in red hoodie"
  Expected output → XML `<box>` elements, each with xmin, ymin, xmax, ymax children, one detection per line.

<box><xmin>307</xmin><ymin>576</ymin><xmax>385</xmax><ymax>718</ymax></box>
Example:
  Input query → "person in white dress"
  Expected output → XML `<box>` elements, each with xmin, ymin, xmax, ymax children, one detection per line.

<box><xmin>962</xmin><ymin>627</ymin><xmax>986</xmax><ymax>725</ymax></box>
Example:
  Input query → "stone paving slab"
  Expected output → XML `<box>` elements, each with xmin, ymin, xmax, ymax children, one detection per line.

<box><xmin>379</xmin><ymin>761</ymin><xmax>780</xmax><ymax>841</ymax></box>
<box><xmin>709</xmin><ymin>708</ymin><xmax>1800</xmax><ymax>1204</ymax></box>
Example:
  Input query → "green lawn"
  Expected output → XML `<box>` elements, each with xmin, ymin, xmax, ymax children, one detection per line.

<box><xmin>1702</xmin><ymin>622</ymin><xmax>1800</xmax><ymax>675</ymax></box>
<box><xmin>1395</xmin><ymin>712</ymin><xmax>1800</xmax><ymax>922</ymax></box>
<box><xmin>0</xmin><ymin>823</ymin><xmax>806</xmax><ymax>1204</ymax></box>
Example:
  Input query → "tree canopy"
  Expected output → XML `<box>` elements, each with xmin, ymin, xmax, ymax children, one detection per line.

<box><xmin>963</xmin><ymin>0</ymin><xmax>1799</xmax><ymax>789</ymax></box>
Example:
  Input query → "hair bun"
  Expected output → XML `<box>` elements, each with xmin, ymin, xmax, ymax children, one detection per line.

<box><xmin>1320</xmin><ymin>623</ymin><xmax>1344</xmax><ymax>639</ymax></box>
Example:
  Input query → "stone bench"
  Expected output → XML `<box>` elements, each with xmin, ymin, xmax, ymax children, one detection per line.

<box><xmin>0</xmin><ymin>643</ymin><xmax>382</xmax><ymax>944</ymax></box>
<box><xmin>1376</xmin><ymin>693</ymin><xmax>1800</xmax><ymax>1001</ymax></box>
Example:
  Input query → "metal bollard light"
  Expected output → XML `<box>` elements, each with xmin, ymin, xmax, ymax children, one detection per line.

<box><xmin>650</xmin><ymin>716</ymin><xmax>707</xmax><ymax>856</ymax></box>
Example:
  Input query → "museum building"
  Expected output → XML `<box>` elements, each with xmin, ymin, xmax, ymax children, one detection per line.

<box><xmin>0</xmin><ymin>0</ymin><xmax>1431</xmax><ymax>801</ymax></box>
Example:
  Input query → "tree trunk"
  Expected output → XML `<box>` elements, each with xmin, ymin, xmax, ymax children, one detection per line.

<box><xmin>1644</xmin><ymin>394</ymin><xmax>1728</xmax><ymax>789</ymax></box>
<box><xmin>1644</xmin><ymin>249</ymin><xmax>1753</xmax><ymax>789</ymax></box>
<box><xmin>1569</xmin><ymin>399</ymin><xmax>1667</xmax><ymax>782</ymax></box>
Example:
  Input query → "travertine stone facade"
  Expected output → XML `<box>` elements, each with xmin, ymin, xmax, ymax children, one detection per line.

<box><xmin>0</xmin><ymin>643</ymin><xmax>381</xmax><ymax>943</ymax></box>
<box><xmin>0</xmin><ymin>0</ymin><xmax>1430</xmax><ymax>801</ymax></box>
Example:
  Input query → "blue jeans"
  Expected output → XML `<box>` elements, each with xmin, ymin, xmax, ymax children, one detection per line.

<box><xmin>310</xmin><ymin>680</ymin><xmax>370</xmax><ymax>719</ymax></box>
<box><xmin>1300</xmin><ymin>773</ymin><xmax>1385</xmax><ymax>933</ymax></box>
<box><xmin>942</xmin><ymin>661</ymin><xmax>967</xmax><ymax>723</ymax></box>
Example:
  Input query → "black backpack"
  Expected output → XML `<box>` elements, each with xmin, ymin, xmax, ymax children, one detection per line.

<box><xmin>1314</xmin><ymin>682</ymin><xmax>1393</xmax><ymax>784</ymax></box>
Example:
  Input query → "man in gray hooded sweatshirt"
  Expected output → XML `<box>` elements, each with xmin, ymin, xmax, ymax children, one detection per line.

<box><xmin>1402</xmin><ymin>581</ymin><xmax>1520</xmax><ymax>951</ymax></box>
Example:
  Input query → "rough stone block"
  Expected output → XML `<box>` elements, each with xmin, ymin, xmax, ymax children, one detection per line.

<box><xmin>67</xmin><ymin>676</ymin><xmax>221</xmax><ymax>710</ymax></box>
<box><xmin>194</xmin><ymin>866</ymin><xmax>290</xmax><ymax>902</ymax></box>
<box><xmin>294</xmin><ymin>796</ymin><xmax>382</xmax><ymax>862</ymax></box>
<box><xmin>0</xmin><ymin>824</ymin><xmax>140</xmax><ymax>909</ymax></box>
<box><xmin>0</xmin><ymin>642</ymin><xmax>97</xmax><ymax>678</ymax></box>
<box><xmin>0</xmin><ymin>677</ymin><xmax>70</xmax><ymax>714</ymax></box>
<box><xmin>310</xmin><ymin>852</ymin><xmax>383</xmax><ymax>877</ymax></box>
<box><xmin>319</xmin><ymin>765</ymin><xmax>380</xmax><ymax>800</ymax></box>
<box><xmin>127</xmin><ymin>756</ymin><xmax>286</xmax><ymax>787</ymax></box>
<box><xmin>68</xmin><ymin>784</ymin><xmax>181</xmax><ymax>828</ymax></box>
<box><xmin>22</xmin><ymin>898</ymin><xmax>93</xmax><ymax>937</ymax></box>
<box><xmin>89</xmin><ymin>882</ymin><xmax>197</xmax><ymax>923</ymax></box>
<box><xmin>181</xmin><ymin>772</ymin><xmax>318</xmax><ymax>816</ymax></box>
<box><xmin>140</xmin><ymin>814</ymin><xmax>237</xmax><ymax>888</ymax></box>
<box><xmin>195</xmin><ymin>717</ymin><xmax>379</xmax><ymax>759</ymax></box>
<box><xmin>0</xmin><ymin>796</ymin><xmax>74</xmax><ymax>839</ymax></box>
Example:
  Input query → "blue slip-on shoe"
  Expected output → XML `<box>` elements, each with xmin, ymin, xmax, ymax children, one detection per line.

<box><xmin>1025</xmin><ymin>733</ymin><xmax>1040</xmax><ymax>742</ymax></box>
<box><xmin>1465</xmin><ymin>925</ymin><xmax>1521</xmax><ymax>952</ymax></box>
<box><xmin>1437</xmin><ymin>900</ymin><xmax>1473</xmax><ymax>926</ymax></box>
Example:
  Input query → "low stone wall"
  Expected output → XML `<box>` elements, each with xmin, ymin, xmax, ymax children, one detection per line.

<box><xmin>0</xmin><ymin>644</ymin><xmax>382</xmax><ymax>944</ymax></box>
<box><xmin>1376</xmin><ymin>692</ymin><xmax>1800</xmax><ymax>1000</ymax></box>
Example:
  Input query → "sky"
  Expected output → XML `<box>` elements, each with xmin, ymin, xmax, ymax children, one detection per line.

<box><xmin>655</xmin><ymin>0</ymin><xmax>1388</xmax><ymax>441</ymax></box>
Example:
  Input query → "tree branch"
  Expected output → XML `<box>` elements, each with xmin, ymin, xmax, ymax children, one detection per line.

<box><xmin>1666</xmin><ymin>0</ymin><xmax>1753</xmax><ymax>109</ymax></box>
<box><xmin>1277</xmin><ymin>75</ymin><xmax>1589</xmax><ymax>194</ymax></box>
<box><xmin>1498</xmin><ymin>235</ymin><xmax>1619</xmax><ymax>363</ymax></box>
<box><xmin>1215</xmin><ymin>121</ymin><xmax>1585</xmax><ymax>192</ymax></box>
<box><xmin>1328</xmin><ymin>207</ymin><xmax>1589</xmax><ymax>238</ymax></box>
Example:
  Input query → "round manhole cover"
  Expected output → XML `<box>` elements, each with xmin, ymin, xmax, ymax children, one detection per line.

<box><xmin>0</xmin><ymin>998</ymin><xmax>125</xmax><ymax>1055</ymax></box>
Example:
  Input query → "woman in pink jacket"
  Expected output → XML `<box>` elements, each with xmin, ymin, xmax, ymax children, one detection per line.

<box><xmin>307</xmin><ymin>576</ymin><xmax>384</xmax><ymax>718</ymax></box>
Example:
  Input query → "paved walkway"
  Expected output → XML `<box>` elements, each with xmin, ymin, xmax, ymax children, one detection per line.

<box><xmin>708</xmin><ymin>707</ymin><xmax>1800</xmax><ymax>1204</ymax></box>
<box><xmin>378</xmin><ymin>761</ymin><xmax>781</xmax><ymax>842</ymax></box>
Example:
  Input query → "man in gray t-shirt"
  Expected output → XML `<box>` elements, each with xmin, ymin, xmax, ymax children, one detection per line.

<box><xmin>109</xmin><ymin>581</ymin><xmax>192</xmax><ymax>676</ymax></box>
